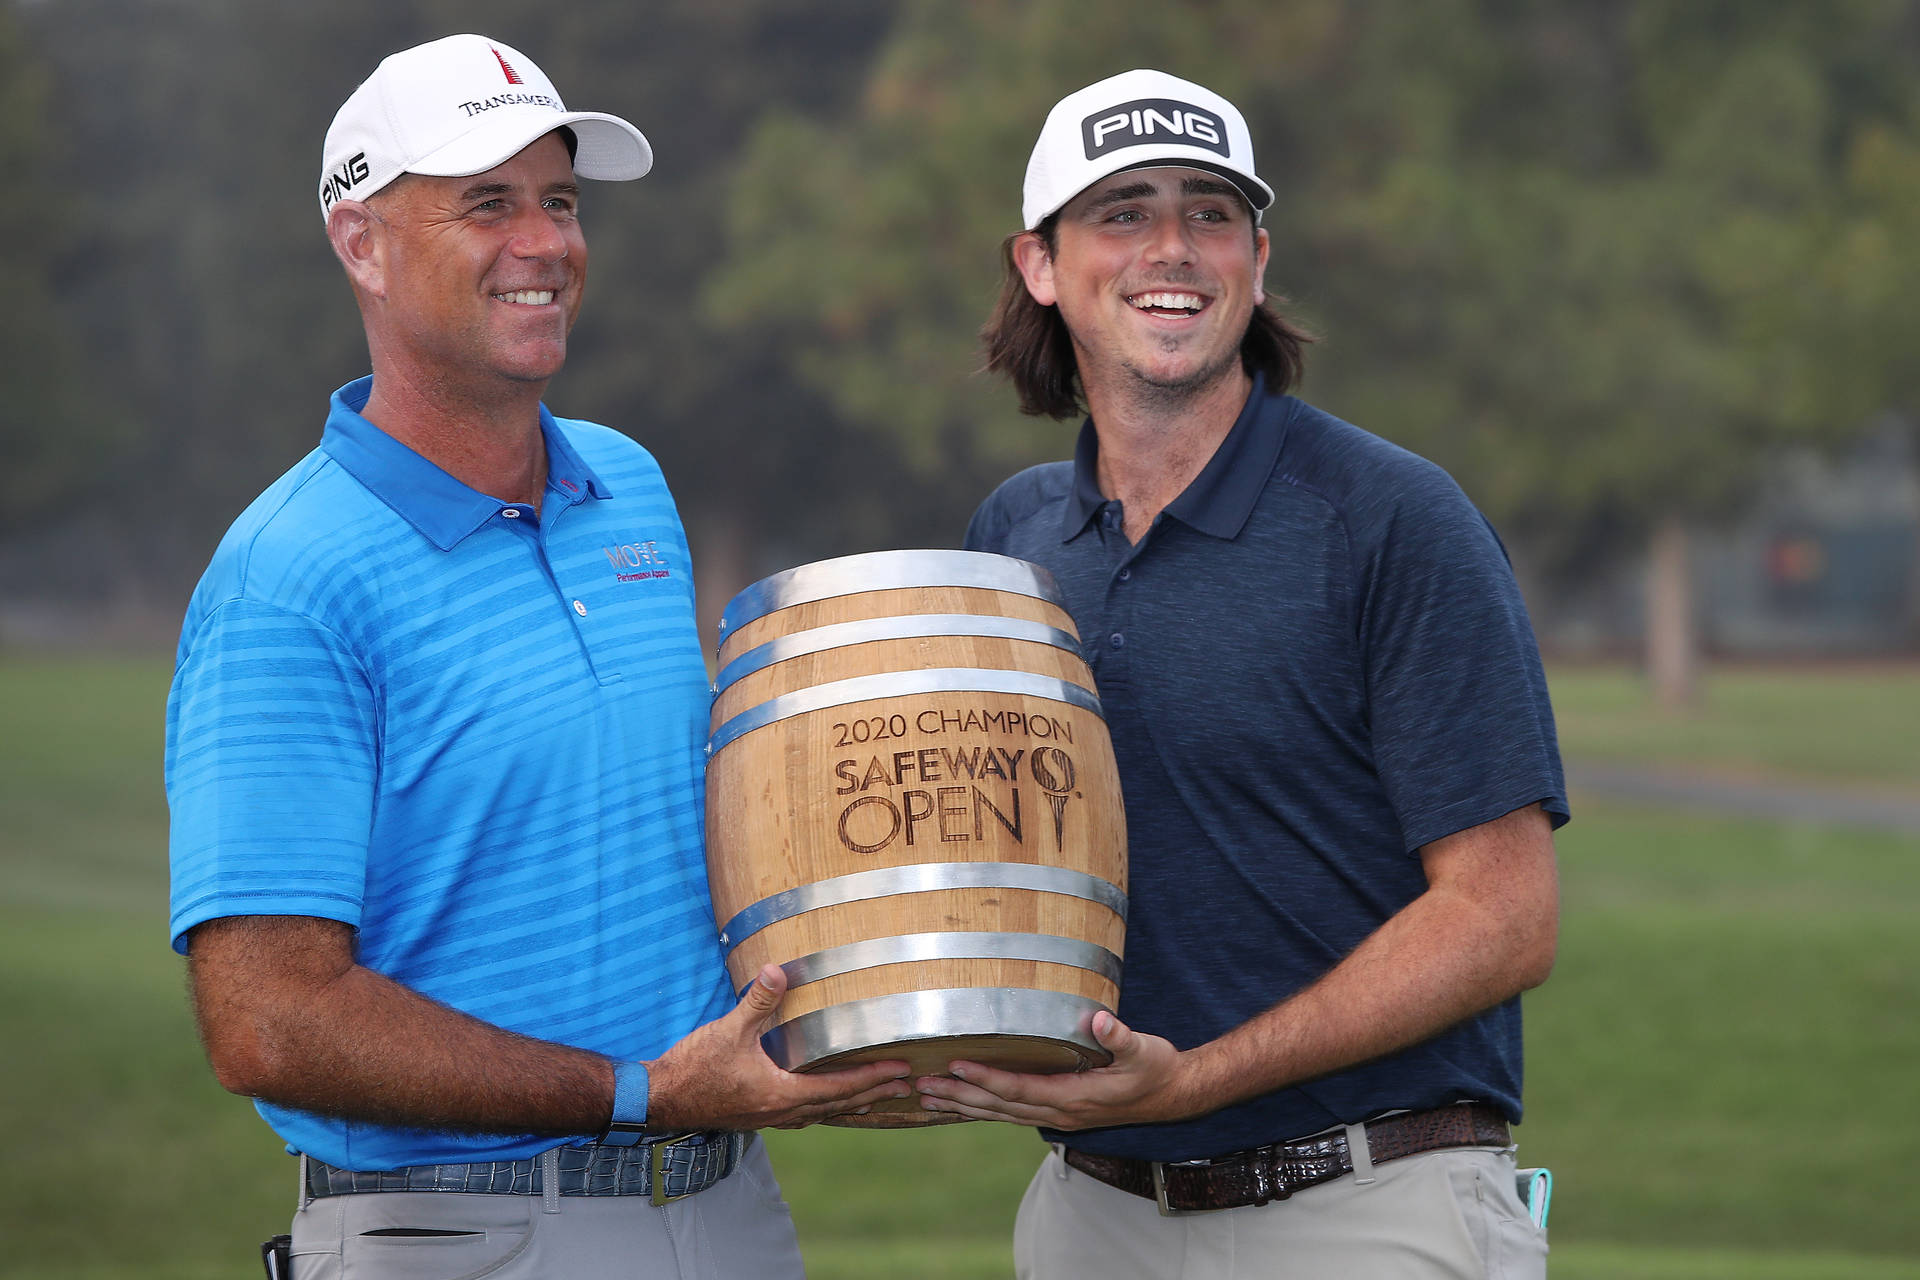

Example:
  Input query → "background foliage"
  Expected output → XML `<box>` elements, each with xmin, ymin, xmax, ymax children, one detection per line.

<box><xmin>2</xmin><ymin>0</ymin><xmax>1917</xmax><ymax>639</ymax></box>
<box><xmin>711</xmin><ymin>0</ymin><xmax>1920</xmax><ymax>586</ymax></box>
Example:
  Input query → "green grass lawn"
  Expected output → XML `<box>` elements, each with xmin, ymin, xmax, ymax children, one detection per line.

<box><xmin>2</xmin><ymin>657</ymin><xmax>1917</xmax><ymax>1278</ymax></box>
<box><xmin>1547</xmin><ymin>663</ymin><xmax>1920</xmax><ymax>791</ymax></box>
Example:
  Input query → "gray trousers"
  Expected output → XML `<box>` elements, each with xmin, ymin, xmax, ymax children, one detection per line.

<box><xmin>289</xmin><ymin>1136</ymin><xmax>803</xmax><ymax>1279</ymax></box>
<box><xmin>1014</xmin><ymin>1145</ymin><xmax>1547</xmax><ymax>1280</ymax></box>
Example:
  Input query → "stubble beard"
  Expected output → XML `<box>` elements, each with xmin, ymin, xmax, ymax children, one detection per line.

<box><xmin>1112</xmin><ymin>337</ymin><xmax>1245</xmax><ymax>415</ymax></box>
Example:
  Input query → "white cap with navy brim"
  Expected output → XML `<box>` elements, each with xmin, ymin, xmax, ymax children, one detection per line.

<box><xmin>1022</xmin><ymin>68</ymin><xmax>1273</xmax><ymax>230</ymax></box>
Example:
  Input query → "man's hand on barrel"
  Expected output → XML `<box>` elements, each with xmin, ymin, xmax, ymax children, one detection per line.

<box><xmin>642</xmin><ymin>963</ymin><xmax>913</xmax><ymax>1131</ymax></box>
<box><xmin>913</xmin><ymin>1010</ymin><xmax>1201</xmax><ymax>1130</ymax></box>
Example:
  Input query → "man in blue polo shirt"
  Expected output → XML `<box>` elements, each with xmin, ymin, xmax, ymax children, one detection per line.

<box><xmin>915</xmin><ymin>70</ymin><xmax>1566</xmax><ymax>1278</ymax></box>
<box><xmin>165</xmin><ymin>35</ymin><xmax>908</xmax><ymax>1279</ymax></box>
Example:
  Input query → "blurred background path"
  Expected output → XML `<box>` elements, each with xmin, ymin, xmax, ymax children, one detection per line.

<box><xmin>1568</xmin><ymin>759</ymin><xmax>1920</xmax><ymax>834</ymax></box>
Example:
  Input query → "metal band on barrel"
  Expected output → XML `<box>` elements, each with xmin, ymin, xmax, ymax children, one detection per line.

<box><xmin>763</xmin><ymin>988</ymin><xmax>1113</xmax><ymax>1072</ymax></box>
<box><xmin>713</xmin><ymin>614</ymin><xmax>1086</xmax><ymax>696</ymax></box>
<box><xmin>743</xmin><ymin>931</ymin><xmax>1123</xmax><ymax>995</ymax></box>
<box><xmin>708</xmin><ymin>668</ymin><xmax>1103</xmax><ymax>756</ymax></box>
<box><xmin>718</xmin><ymin>550</ymin><xmax>1065</xmax><ymax>639</ymax></box>
<box><xmin>717</xmin><ymin>862</ymin><xmax>1128</xmax><ymax>951</ymax></box>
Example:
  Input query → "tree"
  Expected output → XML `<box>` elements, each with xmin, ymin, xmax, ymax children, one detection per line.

<box><xmin>9</xmin><ymin>0</ymin><xmax>903</xmax><ymax>631</ymax></box>
<box><xmin>1305</xmin><ymin>1</ymin><xmax>1920</xmax><ymax>704</ymax></box>
<box><xmin>704</xmin><ymin>0</ymin><xmax>1311</xmax><ymax>480</ymax></box>
<box><xmin>708</xmin><ymin>0</ymin><xmax>1920</xmax><ymax>701</ymax></box>
<box><xmin>0</xmin><ymin>5</ymin><xmax>127</xmax><ymax>536</ymax></box>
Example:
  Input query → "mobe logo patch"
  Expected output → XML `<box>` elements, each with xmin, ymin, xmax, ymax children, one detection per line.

<box><xmin>604</xmin><ymin>540</ymin><xmax>671</xmax><ymax>582</ymax></box>
<box><xmin>1081</xmin><ymin>98</ymin><xmax>1229</xmax><ymax>160</ymax></box>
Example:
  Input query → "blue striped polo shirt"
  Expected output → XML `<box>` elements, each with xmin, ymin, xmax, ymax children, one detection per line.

<box><xmin>165</xmin><ymin>377</ymin><xmax>729</xmax><ymax>1169</ymax></box>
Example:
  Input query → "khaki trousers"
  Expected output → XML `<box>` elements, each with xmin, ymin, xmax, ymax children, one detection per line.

<box><xmin>288</xmin><ymin>1136</ymin><xmax>802</xmax><ymax>1280</ymax></box>
<box><xmin>1014</xmin><ymin>1145</ymin><xmax>1547</xmax><ymax>1280</ymax></box>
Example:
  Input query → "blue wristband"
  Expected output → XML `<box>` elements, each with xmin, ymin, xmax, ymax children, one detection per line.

<box><xmin>601</xmin><ymin>1060</ymin><xmax>649</xmax><ymax>1146</ymax></box>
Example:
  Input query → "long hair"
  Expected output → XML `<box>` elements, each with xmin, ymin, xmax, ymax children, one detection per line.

<box><xmin>980</xmin><ymin>216</ymin><xmax>1316</xmax><ymax>420</ymax></box>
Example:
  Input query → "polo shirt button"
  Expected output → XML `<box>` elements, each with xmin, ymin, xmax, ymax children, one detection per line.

<box><xmin>502</xmin><ymin>508</ymin><xmax>521</xmax><ymax>519</ymax></box>
<box><xmin>1117</xmin><ymin>568</ymin><xmax>1131</xmax><ymax>582</ymax></box>
<box><xmin>1109</xmin><ymin>632</ymin><xmax>1124</xmax><ymax>649</ymax></box>
<box><xmin>573</xmin><ymin>600</ymin><xmax>588</xmax><ymax>617</ymax></box>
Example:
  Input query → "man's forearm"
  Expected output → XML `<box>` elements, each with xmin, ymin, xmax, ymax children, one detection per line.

<box><xmin>190</xmin><ymin>915</ymin><xmax>615</xmax><ymax>1137</ymax></box>
<box><xmin>1173</xmin><ymin>803</ymin><xmax>1560</xmax><ymax>1118</ymax></box>
<box><xmin>915</xmin><ymin>804</ymin><xmax>1558</xmax><ymax>1130</ymax></box>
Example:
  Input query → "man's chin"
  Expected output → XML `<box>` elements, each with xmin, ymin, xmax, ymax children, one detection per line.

<box><xmin>1120</xmin><ymin>351</ymin><xmax>1242</xmax><ymax>400</ymax></box>
<box><xmin>494</xmin><ymin>345</ymin><xmax>569</xmax><ymax>385</ymax></box>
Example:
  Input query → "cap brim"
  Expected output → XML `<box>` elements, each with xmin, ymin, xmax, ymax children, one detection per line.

<box><xmin>408</xmin><ymin>110</ymin><xmax>653</xmax><ymax>182</ymax></box>
<box><xmin>1110</xmin><ymin>158</ymin><xmax>1272</xmax><ymax>213</ymax></box>
<box><xmin>1028</xmin><ymin>153</ymin><xmax>1274</xmax><ymax>229</ymax></box>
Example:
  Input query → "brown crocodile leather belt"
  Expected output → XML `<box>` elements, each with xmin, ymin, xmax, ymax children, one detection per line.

<box><xmin>1062</xmin><ymin>1101</ymin><xmax>1510</xmax><ymax>1214</ymax></box>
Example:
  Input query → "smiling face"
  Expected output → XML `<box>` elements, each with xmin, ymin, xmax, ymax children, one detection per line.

<box><xmin>1014</xmin><ymin>166</ymin><xmax>1269</xmax><ymax>407</ymax></box>
<box><xmin>362</xmin><ymin>131</ymin><xmax>587</xmax><ymax>393</ymax></box>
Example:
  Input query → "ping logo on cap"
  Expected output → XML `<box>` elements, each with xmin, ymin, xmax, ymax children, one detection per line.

<box><xmin>320</xmin><ymin>151</ymin><xmax>371</xmax><ymax>213</ymax></box>
<box><xmin>1081</xmin><ymin>98</ymin><xmax>1230</xmax><ymax>160</ymax></box>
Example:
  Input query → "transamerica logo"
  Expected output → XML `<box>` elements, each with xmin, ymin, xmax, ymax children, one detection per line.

<box><xmin>459</xmin><ymin>92</ymin><xmax>561</xmax><ymax>117</ymax></box>
<box><xmin>1081</xmin><ymin>98</ymin><xmax>1229</xmax><ymax>159</ymax></box>
<box><xmin>604</xmin><ymin>540</ymin><xmax>671</xmax><ymax>582</ymax></box>
<box><xmin>491</xmin><ymin>47</ymin><xmax>525</xmax><ymax>85</ymax></box>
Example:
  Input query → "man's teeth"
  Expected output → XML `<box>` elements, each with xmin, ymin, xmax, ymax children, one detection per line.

<box><xmin>1131</xmin><ymin>292</ymin><xmax>1203</xmax><ymax>312</ymax></box>
<box><xmin>496</xmin><ymin>290</ymin><xmax>555</xmax><ymax>305</ymax></box>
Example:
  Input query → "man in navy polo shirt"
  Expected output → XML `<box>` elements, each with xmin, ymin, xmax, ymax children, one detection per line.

<box><xmin>165</xmin><ymin>35</ymin><xmax>908</xmax><ymax>1279</ymax></box>
<box><xmin>915</xmin><ymin>70</ymin><xmax>1566</xmax><ymax>1278</ymax></box>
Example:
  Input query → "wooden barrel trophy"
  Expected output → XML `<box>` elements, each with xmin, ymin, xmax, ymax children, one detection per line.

<box><xmin>706</xmin><ymin>549</ymin><xmax>1128</xmax><ymax>1127</ymax></box>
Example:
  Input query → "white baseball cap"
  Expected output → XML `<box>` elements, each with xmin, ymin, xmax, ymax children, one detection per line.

<box><xmin>1022</xmin><ymin>69</ymin><xmax>1273</xmax><ymax>230</ymax></box>
<box><xmin>318</xmin><ymin>34</ymin><xmax>652</xmax><ymax>224</ymax></box>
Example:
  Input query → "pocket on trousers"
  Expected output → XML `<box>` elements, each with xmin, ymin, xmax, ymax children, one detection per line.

<box><xmin>1447</xmin><ymin>1152</ymin><xmax>1548</xmax><ymax>1280</ymax></box>
<box><xmin>335</xmin><ymin>1196</ymin><xmax>536</xmax><ymax>1280</ymax></box>
<box><xmin>734</xmin><ymin>1137</ymin><xmax>793</xmax><ymax>1213</ymax></box>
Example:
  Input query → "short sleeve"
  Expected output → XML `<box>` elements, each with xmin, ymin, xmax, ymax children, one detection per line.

<box><xmin>165</xmin><ymin>598</ymin><xmax>379</xmax><ymax>952</ymax></box>
<box><xmin>965</xmin><ymin>489</ymin><xmax>1013</xmax><ymax>552</ymax></box>
<box><xmin>1355</xmin><ymin>473</ymin><xmax>1568</xmax><ymax>852</ymax></box>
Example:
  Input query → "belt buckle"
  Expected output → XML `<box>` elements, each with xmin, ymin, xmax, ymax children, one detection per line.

<box><xmin>1153</xmin><ymin>1150</ymin><xmax>1287</xmax><ymax>1215</ymax></box>
<box><xmin>1150</xmin><ymin>1161</ymin><xmax>1177</xmax><ymax>1216</ymax></box>
<box><xmin>649</xmin><ymin>1133</ymin><xmax>697</xmax><ymax>1207</ymax></box>
<box><xmin>1150</xmin><ymin>1159</ymin><xmax>1211</xmax><ymax>1217</ymax></box>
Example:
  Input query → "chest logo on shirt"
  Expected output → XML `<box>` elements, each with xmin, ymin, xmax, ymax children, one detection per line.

<box><xmin>604</xmin><ymin>540</ymin><xmax>673</xmax><ymax>582</ymax></box>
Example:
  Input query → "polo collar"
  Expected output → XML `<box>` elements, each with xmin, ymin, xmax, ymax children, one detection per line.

<box><xmin>1061</xmin><ymin>421</ymin><xmax>1111</xmax><ymax>540</ymax></box>
<box><xmin>320</xmin><ymin>377</ymin><xmax>612</xmax><ymax>551</ymax></box>
<box><xmin>1059</xmin><ymin>373</ymin><xmax>1291</xmax><ymax>543</ymax></box>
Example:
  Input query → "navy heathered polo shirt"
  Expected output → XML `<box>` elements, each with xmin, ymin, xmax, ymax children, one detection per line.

<box><xmin>965</xmin><ymin>376</ymin><xmax>1569</xmax><ymax>1162</ymax></box>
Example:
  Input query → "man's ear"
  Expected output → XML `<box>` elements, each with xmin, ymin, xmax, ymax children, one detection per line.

<box><xmin>327</xmin><ymin>201</ymin><xmax>387</xmax><ymax>300</ymax></box>
<box><xmin>1011</xmin><ymin>231</ymin><xmax>1058</xmax><ymax>307</ymax></box>
<box><xmin>1252</xmin><ymin>226</ymin><xmax>1270</xmax><ymax>307</ymax></box>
